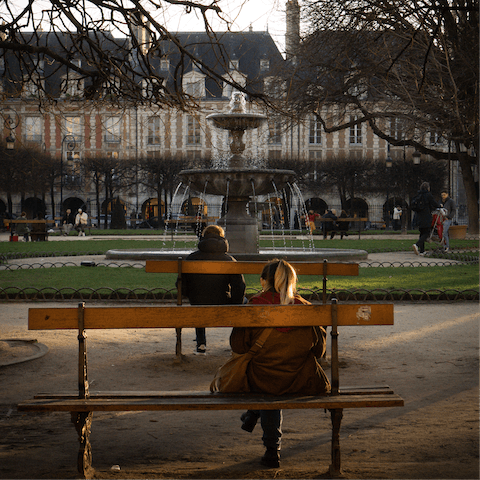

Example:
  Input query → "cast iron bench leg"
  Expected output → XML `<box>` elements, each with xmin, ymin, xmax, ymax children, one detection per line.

<box><xmin>71</xmin><ymin>412</ymin><xmax>93</xmax><ymax>477</ymax></box>
<box><xmin>328</xmin><ymin>408</ymin><xmax>344</xmax><ymax>477</ymax></box>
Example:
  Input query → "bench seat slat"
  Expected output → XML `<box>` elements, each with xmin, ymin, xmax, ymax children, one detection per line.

<box><xmin>32</xmin><ymin>386</ymin><xmax>396</xmax><ymax>400</ymax></box>
<box><xmin>18</xmin><ymin>393</ymin><xmax>404</xmax><ymax>412</ymax></box>
<box><xmin>145</xmin><ymin>260</ymin><xmax>359</xmax><ymax>276</ymax></box>
<box><xmin>28</xmin><ymin>304</ymin><xmax>393</xmax><ymax>330</ymax></box>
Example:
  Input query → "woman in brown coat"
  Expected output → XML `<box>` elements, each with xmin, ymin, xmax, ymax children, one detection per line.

<box><xmin>230</xmin><ymin>259</ymin><xmax>330</xmax><ymax>468</ymax></box>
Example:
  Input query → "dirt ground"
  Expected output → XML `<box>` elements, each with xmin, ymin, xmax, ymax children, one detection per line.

<box><xmin>0</xmin><ymin>301</ymin><xmax>478</xmax><ymax>480</ymax></box>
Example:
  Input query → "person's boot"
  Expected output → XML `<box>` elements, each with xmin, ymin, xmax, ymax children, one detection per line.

<box><xmin>240</xmin><ymin>411</ymin><xmax>259</xmax><ymax>432</ymax></box>
<box><xmin>261</xmin><ymin>447</ymin><xmax>280</xmax><ymax>468</ymax></box>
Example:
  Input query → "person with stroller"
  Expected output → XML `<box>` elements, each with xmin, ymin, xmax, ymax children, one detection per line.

<box><xmin>412</xmin><ymin>182</ymin><xmax>441</xmax><ymax>256</ymax></box>
<box><xmin>231</xmin><ymin>259</ymin><xmax>330</xmax><ymax>468</ymax></box>
<box><xmin>441</xmin><ymin>191</ymin><xmax>456</xmax><ymax>252</ymax></box>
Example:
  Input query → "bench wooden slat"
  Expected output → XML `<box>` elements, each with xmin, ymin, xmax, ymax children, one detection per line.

<box><xmin>18</xmin><ymin>393</ymin><xmax>404</xmax><ymax>413</ymax></box>
<box><xmin>28</xmin><ymin>304</ymin><xmax>393</xmax><ymax>330</ymax></box>
<box><xmin>31</xmin><ymin>386</ymin><xmax>396</xmax><ymax>400</ymax></box>
<box><xmin>145</xmin><ymin>260</ymin><xmax>359</xmax><ymax>276</ymax></box>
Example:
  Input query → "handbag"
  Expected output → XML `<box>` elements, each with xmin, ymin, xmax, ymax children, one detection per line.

<box><xmin>210</xmin><ymin>328</ymin><xmax>274</xmax><ymax>393</ymax></box>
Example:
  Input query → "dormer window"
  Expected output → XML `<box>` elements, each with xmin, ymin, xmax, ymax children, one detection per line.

<box><xmin>229</xmin><ymin>59</ymin><xmax>239</xmax><ymax>71</ymax></box>
<box><xmin>22</xmin><ymin>75</ymin><xmax>43</xmax><ymax>98</ymax></box>
<box><xmin>183</xmin><ymin>70</ymin><xmax>206</xmax><ymax>98</ymax></box>
<box><xmin>160</xmin><ymin>59</ymin><xmax>170</xmax><ymax>71</ymax></box>
<box><xmin>260</xmin><ymin>59</ymin><xmax>270</xmax><ymax>72</ymax></box>
<box><xmin>61</xmin><ymin>74</ymin><xmax>84</xmax><ymax>98</ymax></box>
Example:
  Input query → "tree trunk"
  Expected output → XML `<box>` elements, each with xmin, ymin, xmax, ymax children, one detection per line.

<box><xmin>457</xmin><ymin>151</ymin><xmax>479</xmax><ymax>235</ymax></box>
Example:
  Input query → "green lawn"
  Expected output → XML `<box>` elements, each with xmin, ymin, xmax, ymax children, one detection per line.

<box><xmin>0</xmin><ymin>264</ymin><xmax>477</xmax><ymax>296</ymax></box>
<box><xmin>0</xmin><ymin>236</ymin><xmax>477</xmax><ymax>299</ymax></box>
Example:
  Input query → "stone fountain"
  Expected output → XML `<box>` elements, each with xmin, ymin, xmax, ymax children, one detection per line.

<box><xmin>179</xmin><ymin>93</ymin><xmax>295</xmax><ymax>254</ymax></box>
<box><xmin>106</xmin><ymin>93</ymin><xmax>367</xmax><ymax>262</ymax></box>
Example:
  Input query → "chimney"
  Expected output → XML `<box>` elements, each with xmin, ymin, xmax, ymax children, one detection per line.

<box><xmin>285</xmin><ymin>0</ymin><xmax>300</xmax><ymax>61</ymax></box>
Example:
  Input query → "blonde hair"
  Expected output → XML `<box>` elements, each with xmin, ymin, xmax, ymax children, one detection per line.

<box><xmin>261</xmin><ymin>259</ymin><xmax>297</xmax><ymax>305</ymax></box>
<box><xmin>202</xmin><ymin>225</ymin><xmax>225</xmax><ymax>238</ymax></box>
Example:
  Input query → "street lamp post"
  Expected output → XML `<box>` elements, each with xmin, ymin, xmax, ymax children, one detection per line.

<box><xmin>61</xmin><ymin>134</ymin><xmax>76</xmax><ymax>212</ymax></box>
<box><xmin>386</xmin><ymin>154</ymin><xmax>393</xmax><ymax>229</ymax></box>
<box><xmin>402</xmin><ymin>143</ymin><xmax>407</xmax><ymax>234</ymax></box>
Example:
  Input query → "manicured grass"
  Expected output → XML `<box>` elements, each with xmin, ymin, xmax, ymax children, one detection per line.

<box><xmin>1</xmin><ymin>264</ymin><xmax>478</xmax><ymax>294</ymax></box>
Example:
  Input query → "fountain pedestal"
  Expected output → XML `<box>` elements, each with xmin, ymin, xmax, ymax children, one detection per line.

<box><xmin>219</xmin><ymin>196</ymin><xmax>258</xmax><ymax>254</ymax></box>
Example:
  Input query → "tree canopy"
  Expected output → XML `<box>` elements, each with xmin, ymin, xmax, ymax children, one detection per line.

<box><xmin>288</xmin><ymin>0</ymin><xmax>478</xmax><ymax>231</ymax></box>
<box><xmin>0</xmin><ymin>0</ymin><xmax>260</xmax><ymax>110</ymax></box>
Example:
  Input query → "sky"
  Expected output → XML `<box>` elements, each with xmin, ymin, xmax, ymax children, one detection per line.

<box><xmin>160</xmin><ymin>0</ymin><xmax>287</xmax><ymax>50</ymax></box>
<box><xmin>2</xmin><ymin>0</ymin><xmax>288</xmax><ymax>52</ymax></box>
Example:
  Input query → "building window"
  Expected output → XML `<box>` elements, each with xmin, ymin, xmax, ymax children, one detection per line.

<box><xmin>185</xmin><ymin>80</ymin><xmax>203</xmax><ymax>97</ymax></box>
<box><xmin>268</xmin><ymin>150</ymin><xmax>282</xmax><ymax>160</ymax></box>
<box><xmin>187</xmin><ymin>150</ymin><xmax>202</xmax><ymax>161</ymax></box>
<box><xmin>268</xmin><ymin>121</ymin><xmax>282</xmax><ymax>145</ymax></box>
<box><xmin>429</xmin><ymin>131</ymin><xmax>444</xmax><ymax>146</ymax></box>
<box><xmin>260</xmin><ymin>59</ymin><xmax>270</xmax><ymax>72</ymax></box>
<box><xmin>390</xmin><ymin>118</ymin><xmax>404</xmax><ymax>141</ymax></box>
<box><xmin>349</xmin><ymin>116</ymin><xmax>362</xmax><ymax>144</ymax></box>
<box><xmin>309</xmin><ymin>150</ymin><xmax>322</xmax><ymax>181</ymax></box>
<box><xmin>186</xmin><ymin>115</ymin><xmax>201</xmax><ymax>145</ymax></box>
<box><xmin>147</xmin><ymin>150</ymin><xmax>161</xmax><ymax>159</ymax></box>
<box><xmin>147</xmin><ymin>116</ymin><xmax>161</xmax><ymax>145</ymax></box>
<box><xmin>309</xmin><ymin>116</ymin><xmax>322</xmax><ymax>144</ymax></box>
<box><xmin>309</xmin><ymin>150</ymin><xmax>322</xmax><ymax>160</ymax></box>
<box><xmin>65</xmin><ymin>116</ymin><xmax>82</xmax><ymax>142</ymax></box>
<box><xmin>25</xmin><ymin>116</ymin><xmax>42</xmax><ymax>143</ymax></box>
<box><xmin>105</xmin><ymin>116</ymin><xmax>121</xmax><ymax>143</ymax></box>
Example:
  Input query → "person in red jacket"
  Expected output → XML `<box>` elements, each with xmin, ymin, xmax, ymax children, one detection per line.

<box><xmin>230</xmin><ymin>259</ymin><xmax>330</xmax><ymax>468</ymax></box>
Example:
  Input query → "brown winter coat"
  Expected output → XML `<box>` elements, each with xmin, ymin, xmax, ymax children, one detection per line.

<box><xmin>229</xmin><ymin>291</ymin><xmax>331</xmax><ymax>395</ymax></box>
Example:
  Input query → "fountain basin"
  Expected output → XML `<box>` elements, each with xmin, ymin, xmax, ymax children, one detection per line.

<box><xmin>106</xmin><ymin>248</ymin><xmax>368</xmax><ymax>262</ymax></box>
<box><xmin>179</xmin><ymin>168</ymin><xmax>296</xmax><ymax>196</ymax></box>
<box><xmin>206</xmin><ymin>112</ymin><xmax>267</xmax><ymax>131</ymax></box>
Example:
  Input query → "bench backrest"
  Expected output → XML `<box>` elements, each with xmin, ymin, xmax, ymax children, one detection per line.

<box><xmin>28</xmin><ymin>302</ymin><xmax>393</xmax><ymax>397</ymax></box>
<box><xmin>28</xmin><ymin>303</ymin><xmax>392</xmax><ymax>330</ymax></box>
<box><xmin>146</xmin><ymin>259</ymin><xmax>359</xmax><ymax>305</ymax></box>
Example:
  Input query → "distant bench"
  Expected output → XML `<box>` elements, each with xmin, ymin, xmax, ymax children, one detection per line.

<box><xmin>18</xmin><ymin>260</ymin><xmax>404</xmax><ymax>477</ymax></box>
<box><xmin>317</xmin><ymin>217</ymin><xmax>368</xmax><ymax>239</ymax></box>
<box><xmin>9</xmin><ymin>219</ymin><xmax>54</xmax><ymax>241</ymax></box>
<box><xmin>164</xmin><ymin>216</ymin><xmax>219</xmax><ymax>237</ymax></box>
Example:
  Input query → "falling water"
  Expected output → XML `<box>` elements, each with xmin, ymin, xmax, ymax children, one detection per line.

<box><xmin>292</xmin><ymin>182</ymin><xmax>316</xmax><ymax>251</ymax></box>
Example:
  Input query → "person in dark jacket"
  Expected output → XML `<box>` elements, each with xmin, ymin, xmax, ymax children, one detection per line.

<box><xmin>179</xmin><ymin>225</ymin><xmax>246</xmax><ymax>354</ymax></box>
<box><xmin>413</xmin><ymin>182</ymin><xmax>441</xmax><ymax>255</ymax></box>
<box><xmin>338</xmin><ymin>209</ymin><xmax>349</xmax><ymax>239</ymax></box>
<box><xmin>321</xmin><ymin>209</ymin><xmax>338</xmax><ymax>239</ymax></box>
<box><xmin>61</xmin><ymin>208</ymin><xmax>75</xmax><ymax>236</ymax></box>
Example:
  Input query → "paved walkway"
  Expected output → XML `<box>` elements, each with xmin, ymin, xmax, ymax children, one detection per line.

<box><xmin>0</xmin><ymin>230</ymin><xmax>469</xmax><ymax>268</ymax></box>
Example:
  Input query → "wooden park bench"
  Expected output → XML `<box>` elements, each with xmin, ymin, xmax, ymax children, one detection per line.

<box><xmin>317</xmin><ymin>217</ymin><xmax>368</xmax><ymax>239</ymax></box>
<box><xmin>18</xmin><ymin>260</ymin><xmax>404</xmax><ymax>478</ymax></box>
<box><xmin>146</xmin><ymin>259</ymin><xmax>360</xmax><ymax>357</ymax></box>
<box><xmin>9</xmin><ymin>219</ymin><xmax>53</xmax><ymax>241</ymax></box>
